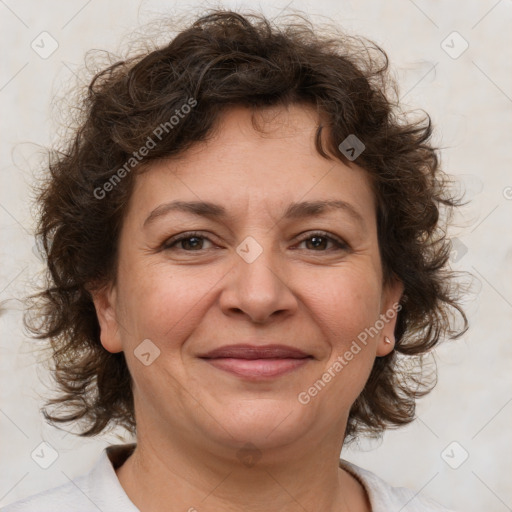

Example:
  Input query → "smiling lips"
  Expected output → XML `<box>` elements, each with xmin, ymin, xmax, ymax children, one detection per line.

<box><xmin>199</xmin><ymin>344</ymin><xmax>313</xmax><ymax>380</ymax></box>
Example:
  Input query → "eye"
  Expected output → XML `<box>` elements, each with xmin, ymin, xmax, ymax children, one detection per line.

<box><xmin>295</xmin><ymin>231</ymin><xmax>349</xmax><ymax>251</ymax></box>
<box><xmin>161</xmin><ymin>230</ymin><xmax>349</xmax><ymax>253</ymax></box>
<box><xmin>162</xmin><ymin>232</ymin><xmax>215</xmax><ymax>251</ymax></box>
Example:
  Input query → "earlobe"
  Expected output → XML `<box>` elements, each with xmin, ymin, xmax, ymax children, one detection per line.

<box><xmin>377</xmin><ymin>335</ymin><xmax>395</xmax><ymax>357</ymax></box>
<box><xmin>377</xmin><ymin>276</ymin><xmax>404</xmax><ymax>357</ymax></box>
<box><xmin>89</xmin><ymin>283</ymin><xmax>123</xmax><ymax>354</ymax></box>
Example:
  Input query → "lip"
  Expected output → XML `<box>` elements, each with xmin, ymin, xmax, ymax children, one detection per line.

<box><xmin>199</xmin><ymin>344</ymin><xmax>313</xmax><ymax>380</ymax></box>
<box><xmin>200</xmin><ymin>344</ymin><xmax>310</xmax><ymax>359</ymax></box>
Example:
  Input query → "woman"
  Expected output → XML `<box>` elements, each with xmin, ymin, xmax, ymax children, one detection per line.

<box><xmin>3</xmin><ymin>9</ymin><xmax>467</xmax><ymax>512</ymax></box>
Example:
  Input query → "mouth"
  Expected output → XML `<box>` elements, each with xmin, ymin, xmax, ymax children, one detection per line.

<box><xmin>199</xmin><ymin>344</ymin><xmax>313</xmax><ymax>380</ymax></box>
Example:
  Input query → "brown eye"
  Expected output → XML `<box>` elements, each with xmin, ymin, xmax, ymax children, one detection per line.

<box><xmin>178</xmin><ymin>236</ymin><xmax>205</xmax><ymax>250</ymax></box>
<box><xmin>163</xmin><ymin>232</ymin><xmax>214</xmax><ymax>251</ymax></box>
<box><xmin>297</xmin><ymin>232</ymin><xmax>348</xmax><ymax>251</ymax></box>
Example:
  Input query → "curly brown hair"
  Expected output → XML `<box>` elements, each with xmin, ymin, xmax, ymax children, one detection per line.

<box><xmin>26</xmin><ymin>9</ymin><xmax>468</xmax><ymax>441</ymax></box>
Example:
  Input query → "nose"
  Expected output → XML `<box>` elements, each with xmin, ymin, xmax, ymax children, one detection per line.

<box><xmin>219</xmin><ymin>241</ymin><xmax>298</xmax><ymax>324</ymax></box>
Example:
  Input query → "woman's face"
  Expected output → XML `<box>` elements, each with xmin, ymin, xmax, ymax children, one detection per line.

<box><xmin>93</xmin><ymin>104</ymin><xmax>403</xmax><ymax>455</ymax></box>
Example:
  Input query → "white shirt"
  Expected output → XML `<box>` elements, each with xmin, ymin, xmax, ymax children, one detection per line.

<box><xmin>0</xmin><ymin>443</ymin><xmax>455</xmax><ymax>511</ymax></box>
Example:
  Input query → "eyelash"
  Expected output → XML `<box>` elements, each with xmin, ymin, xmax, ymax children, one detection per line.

<box><xmin>162</xmin><ymin>231</ymin><xmax>349</xmax><ymax>252</ymax></box>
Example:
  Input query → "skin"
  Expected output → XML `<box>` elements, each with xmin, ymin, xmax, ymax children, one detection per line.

<box><xmin>92</xmin><ymin>103</ymin><xmax>404</xmax><ymax>512</ymax></box>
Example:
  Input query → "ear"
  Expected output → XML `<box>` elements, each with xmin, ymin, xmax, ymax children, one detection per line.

<box><xmin>89</xmin><ymin>282</ymin><xmax>123</xmax><ymax>354</ymax></box>
<box><xmin>376</xmin><ymin>275</ymin><xmax>404</xmax><ymax>357</ymax></box>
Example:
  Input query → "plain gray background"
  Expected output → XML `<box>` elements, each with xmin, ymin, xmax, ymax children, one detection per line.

<box><xmin>1</xmin><ymin>0</ymin><xmax>511</xmax><ymax>510</ymax></box>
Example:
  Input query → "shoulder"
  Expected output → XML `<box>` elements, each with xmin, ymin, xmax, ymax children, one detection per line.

<box><xmin>0</xmin><ymin>476</ymin><xmax>105</xmax><ymax>512</ymax></box>
<box><xmin>340</xmin><ymin>459</ymin><xmax>457</xmax><ymax>512</ymax></box>
<box><xmin>0</xmin><ymin>477</ymin><xmax>93</xmax><ymax>512</ymax></box>
<box><xmin>0</xmin><ymin>444</ymin><xmax>138</xmax><ymax>512</ymax></box>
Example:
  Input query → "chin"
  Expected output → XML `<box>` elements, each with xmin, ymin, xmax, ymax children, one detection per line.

<box><xmin>205</xmin><ymin>400</ymin><xmax>313</xmax><ymax>450</ymax></box>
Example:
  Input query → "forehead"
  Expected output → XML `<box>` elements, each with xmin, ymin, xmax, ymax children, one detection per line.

<box><xmin>126</xmin><ymin>104</ymin><xmax>376</xmax><ymax>226</ymax></box>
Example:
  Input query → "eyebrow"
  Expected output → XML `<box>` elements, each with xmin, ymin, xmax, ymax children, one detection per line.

<box><xmin>143</xmin><ymin>199</ymin><xmax>366</xmax><ymax>229</ymax></box>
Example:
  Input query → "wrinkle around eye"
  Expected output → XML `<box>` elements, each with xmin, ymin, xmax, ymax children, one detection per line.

<box><xmin>155</xmin><ymin>232</ymin><xmax>353</xmax><ymax>260</ymax></box>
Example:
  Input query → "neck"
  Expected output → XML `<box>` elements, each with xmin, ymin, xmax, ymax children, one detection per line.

<box><xmin>115</xmin><ymin>422</ymin><xmax>371</xmax><ymax>512</ymax></box>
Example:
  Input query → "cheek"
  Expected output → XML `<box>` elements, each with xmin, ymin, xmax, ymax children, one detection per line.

<box><xmin>115</xmin><ymin>263</ymin><xmax>211</xmax><ymax>402</ymax></box>
<box><xmin>116</xmin><ymin>259</ymin><xmax>215</xmax><ymax>347</ymax></box>
<box><xmin>311</xmin><ymin>266</ymin><xmax>381</xmax><ymax>345</ymax></box>
<box><xmin>307</xmin><ymin>267</ymin><xmax>381</xmax><ymax>400</ymax></box>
